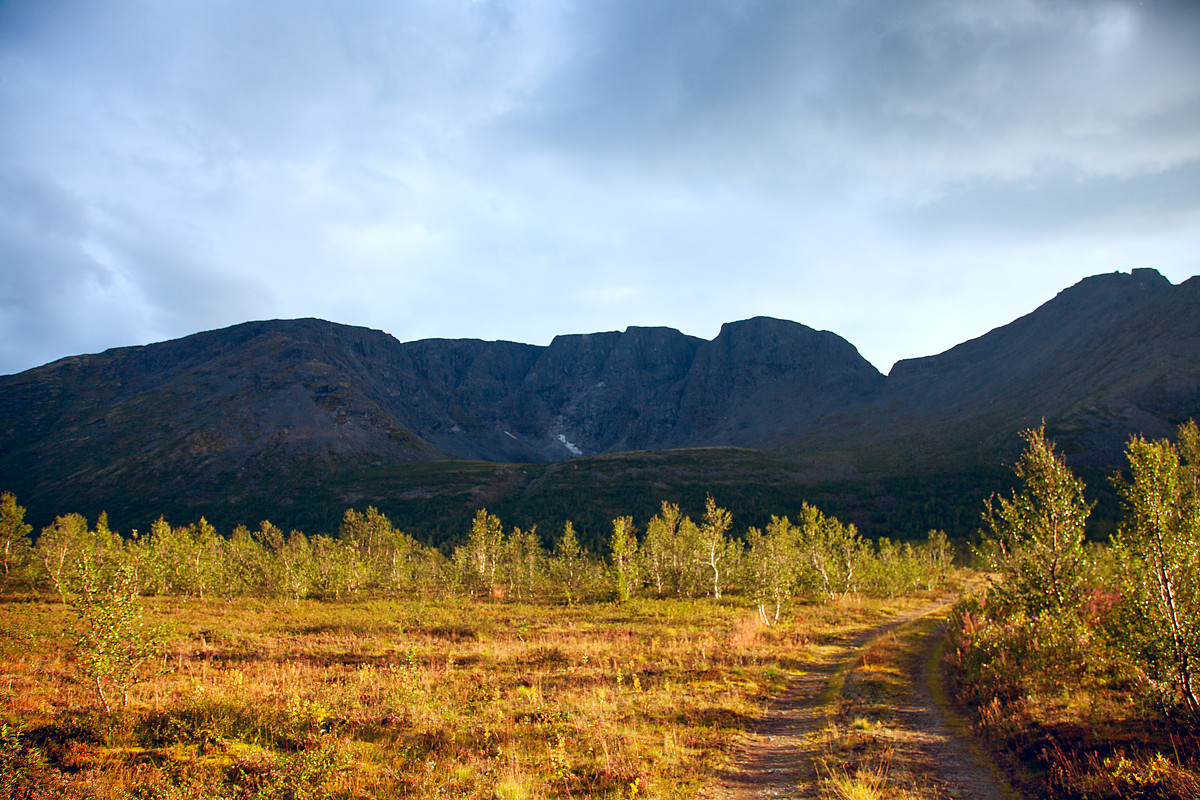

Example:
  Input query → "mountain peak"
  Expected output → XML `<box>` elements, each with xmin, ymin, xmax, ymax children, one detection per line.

<box><xmin>1045</xmin><ymin>268</ymin><xmax>1172</xmax><ymax>311</ymax></box>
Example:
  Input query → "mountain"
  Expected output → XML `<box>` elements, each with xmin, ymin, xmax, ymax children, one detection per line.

<box><xmin>785</xmin><ymin>268</ymin><xmax>1200</xmax><ymax>472</ymax></box>
<box><xmin>1</xmin><ymin>268</ymin><xmax>1197</xmax><ymax>537</ymax></box>
<box><xmin>0</xmin><ymin>314</ymin><xmax>882</xmax><ymax>527</ymax></box>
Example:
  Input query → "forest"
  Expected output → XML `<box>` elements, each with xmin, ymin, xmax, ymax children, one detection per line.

<box><xmin>0</xmin><ymin>421</ymin><xmax>1197</xmax><ymax>798</ymax></box>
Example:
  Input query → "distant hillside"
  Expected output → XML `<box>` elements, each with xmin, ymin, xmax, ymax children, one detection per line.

<box><xmin>784</xmin><ymin>268</ymin><xmax>1200</xmax><ymax>473</ymax></box>
<box><xmin>1</xmin><ymin>268</ymin><xmax>1196</xmax><ymax>538</ymax></box>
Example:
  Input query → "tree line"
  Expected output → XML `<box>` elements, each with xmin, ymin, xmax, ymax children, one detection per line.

<box><xmin>0</xmin><ymin>492</ymin><xmax>954</xmax><ymax>617</ymax></box>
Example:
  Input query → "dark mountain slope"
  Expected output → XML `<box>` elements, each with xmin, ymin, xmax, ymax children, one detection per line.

<box><xmin>0</xmin><ymin>315</ymin><xmax>881</xmax><ymax>527</ymax></box>
<box><xmin>514</xmin><ymin>326</ymin><xmax>705</xmax><ymax>456</ymax></box>
<box><xmin>0</xmin><ymin>320</ymin><xmax>456</xmax><ymax>519</ymax></box>
<box><xmin>786</xmin><ymin>269</ymin><xmax>1200</xmax><ymax>471</ymax></box>
<box><xmin>677</xmin><ymin>317</ymin><xmax>885</xmax><ymax>448</ymax></box>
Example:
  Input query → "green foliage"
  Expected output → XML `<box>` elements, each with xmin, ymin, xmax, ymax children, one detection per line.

<box><xmin>278</xmin><ymin>529</ymin><xmax>315</xmax><ymax>602</ymax></box>
<box><xmin>949</xmin><ymin>427</ymin><xmax>1109</xmax><ymax>740</ymax></box>
<box><xmin>1111</xmin><ymin>421</ymin><xmax>1200</xmax><ymax>717</ymax></box>
<box><xmin>672</xmin><ymin>516</ymin><xmax>706</xmax><ymax>598</ymax></box>
<box><xmin>35</xmin><ymin>511</ymin><xmax>125</xmax><ymax>604</ymax></box>
<box><xmin>981</xmin><ymin>425</ymin><xmax>1092</xmax><ymax>615</ymax></box>
<box><xmin>609</xmin><ymin>516</ymin><xmax>638</xmax><ymax>602</ymax></box>
<box><xmin>744</xmin><ymin>517</ymin><xmax>796</xmax><ymax>625</ymax></box>
<box><xmin>795</xmin><ymin>503</ymin><xmax>863</xmax><ymax>600</ymax></box>
<box><xmin>183</xmin><ymin>517</ymin><xmax>224</xmax><ymax>600</ymax></box>
<box><xmin>455</xmin><ymin>509</ymin><xmax>505</xmax><ymax>597</ymax></box>
<box><xmin>11</xmin><ymin>480</ymin><xmax>952</xmax><ymax>611</ymax></box>
<box><xmin>0</xmin><ymin>493</ymin><xmax>33</xmax><ymax>588</ymax></box>
<box><xmin>338</xmin><ymin>506</ymin><xmax>432</xmax><ymax>594</ymax></box>
<box><xmin>920</xmin><ymin>529</ymin><xmax>954</xmax><ymax>590</ymax></box>
<box><xmin>502</xmin><ymin>525</ymin><xmax>544</xmax><ymax>600</ymax></box>
<box><xmin>744</xmin><ymin>512</ymin><xmax>952</xmax><ymax>624</ymax></box>
<box><xmin>640</xmin><ymin>501</ymin><xmax>681</xmax><ymax>597</ymax></box>
<box><xmin>698</xmin><ymin>495</ymin><xmax>737</xmax><ymax>600</ymax></box>
<box><xmin>72</xmin><ymin>564</ymin><xmax>164</xmax><ymax>714</ymax></box>
<box><xmin>856</xmin><ymin>530</ymin><xmax>952</xmax><ymax>598</ymax></box>
<box><xmin>0</xmin><ymin>723</ymin><xmax>52</xmax><ymax>800</ymax></box>
<box><xmin>36</xmin><ymin>512</ymin><xmax>89</xmax><ymax>603</ymax></box>
<box><xmin>946</xmin><ymin>593</ymin><xmax>1107</xmax><ymax>715</ymax></box>
<box><xmin>946</xmin><ymin>422</ymin><xmax>1200</xmax><ymax>798</ymax></box>
<box><xmin>140</xmin><ymin>515</ymin><xmax>225</xmax><ymax>598</ymax></box>
<box><xmin>226</xmin><ymin>523</ymin><xmax>272</xmax><ymax>596</ymax></box>
<box><xmin>551</xmin><ymin>521</ymin><xmax>586</xmax><ymax>605</ymax></box>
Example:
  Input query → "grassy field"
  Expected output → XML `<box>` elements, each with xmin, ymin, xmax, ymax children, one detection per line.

<box><xmin>0</xmin><ymin>591</ymin><xmax>938</xmax><ymax>799</ymax></box>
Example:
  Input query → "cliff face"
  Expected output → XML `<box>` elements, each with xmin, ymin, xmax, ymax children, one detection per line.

<box><xmin>676</xmin><ymin>317</ymin><xmax>885</xmax><ymax>448</ymax></box>
<box><xmin>0</xmin><ymin>314</ymin><xmax>882</xmax><ymax>509</ymax></box>
<box><xmin>2</xmin><ymin>268</ymin><xmax>1197</xmax><ymax>525</ymax></box>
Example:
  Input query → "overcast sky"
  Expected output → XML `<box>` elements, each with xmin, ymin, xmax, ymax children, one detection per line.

<box><xmin>2</xmin><ymin>0</ymin><xmax>1198</xmax><ymax>377</ymax></box>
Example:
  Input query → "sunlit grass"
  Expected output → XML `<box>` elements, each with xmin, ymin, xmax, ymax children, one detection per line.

<box><xmin>0</xmin><ymin>592</ymin><xmax>936</xmax><ymax>798</ymax></box>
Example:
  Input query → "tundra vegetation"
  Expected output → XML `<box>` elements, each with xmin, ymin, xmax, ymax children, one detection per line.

<box><xmin>1</xmin><ymin>423</ymin><xmax>1197</xmax><ymax>798</ymax></box>
<box><xmin>0</xmin><ymin>487</ymin><xmax>954</xmax><ymax>799</ymax></box>
<box><xmin>948</xmin><ymin>422</ymin><xmax>1200</xmax><ymax>798</ymax></box>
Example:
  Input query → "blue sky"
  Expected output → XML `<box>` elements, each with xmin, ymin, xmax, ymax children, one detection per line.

<box><xmin>2</xmin><ymin>0</ymin><xmax>1198</xmax><ymax>376</ymax></box>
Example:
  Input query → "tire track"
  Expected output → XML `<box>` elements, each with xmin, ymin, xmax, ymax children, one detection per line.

<box><xmin>714</xmin><ymin>596</ymin><xmax>1017</xmax><ymax>800</ymax></box>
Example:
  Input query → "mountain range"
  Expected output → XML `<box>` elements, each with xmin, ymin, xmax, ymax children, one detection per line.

<box><xmin>2</xmin><ymin>267</ymin><xmax>1197</xmax><ymax>539</ymax></box>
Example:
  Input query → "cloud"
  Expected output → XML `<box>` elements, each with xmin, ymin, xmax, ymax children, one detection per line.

<box><xmin>0</xmin><ymin>169</ymin><xmax>144</xmax><ymax>369</ymax></box>
<box><xmin>0</xmin><ymin>0</ymin><xmax>1197</xmax><ymax>375</ymax></box>
<box><xmin>506</xmin><ymin>1</ymin><xmax>1200</xmax><ymax>185</ymax></box>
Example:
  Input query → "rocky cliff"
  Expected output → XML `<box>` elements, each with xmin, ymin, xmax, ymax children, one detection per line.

<box><xmin>0</xmin><ymin>314</ymin><xmax>882</xmax><ymax>511</ymax></box>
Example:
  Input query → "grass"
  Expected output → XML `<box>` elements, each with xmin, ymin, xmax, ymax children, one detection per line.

<box><xmin>0</xmin><ymin>591</ymin><xmax>931</xmax><ymax>799</ymax></box>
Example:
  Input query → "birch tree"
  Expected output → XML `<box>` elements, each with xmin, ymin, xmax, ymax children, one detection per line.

<box><xmin>609</xmin><ymin>516</ymin><xmax>639</xmax><ymax>602</ymax></box>
<box><xmin>641</xmin><ymin>502</ymin><xmax>680</xmax><ymax>596</ymax></box>
<box><xmin>698</xmin><ymin>496</ymin><xmax>736</xmax><ymax>600</ymax></box>
<box><xmin>981</xmin><ymin>425</ymin><xmax>1091</xmax><ymax>614</ymax></box>
<box><xmin>0</xmin><ymin>492</ymin><xmax>33</xmax><ymax>585</ymax></box>
<box><xmin>457</xmin><ymin>509</ymin><xmax>505</xmax><ymax>597</ymax></box>
<box><xmin>795</xmin><ymin>504</ymin><xmax>863</xmax><ymax>600</ymax></box>
<box><xmin>504</xmin><ymin>525</ymin><xmax>543</xmax><ymax>600</ymax></box>
<box><xmin>746</xmin><ymin>516</ymin><xmax>799</xmax><ymax>624</ymax></box>
<box><xmin>1113</xmin><ymin>421</ymin><xmax>1200</xmax><ymax>717</ymax></box>
<box><xmin>551</xmin><ymin>521</ymin><xmax>585</xmax><ymax>605</ymax></box>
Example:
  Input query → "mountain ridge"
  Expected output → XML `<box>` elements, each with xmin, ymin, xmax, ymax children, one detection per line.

<box><xmin>2</xmin><ymin>268</ymin><xmax>1197</xmax><ymax>536</ymax></box>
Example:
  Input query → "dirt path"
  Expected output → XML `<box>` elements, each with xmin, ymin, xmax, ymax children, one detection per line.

<box><xmin>895</xmin><ymin>613</ymin><xmax>1017</xmax><ymax>799</ymax></box>
<box><xmin>714</xmin><ymin>597</ymin><xmax>1017</xmax><ymax>800</ymax></box>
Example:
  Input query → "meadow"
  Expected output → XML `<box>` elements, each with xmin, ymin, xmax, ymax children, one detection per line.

<box><xmin>0</xmin><ymin>589</ymin><xmax>937</xmax><ymax>799</ymax></box>
<box><xmin>3</xmin><ymin>420</ymin><xmax>1199</xmax><ymax>798</ymax></box>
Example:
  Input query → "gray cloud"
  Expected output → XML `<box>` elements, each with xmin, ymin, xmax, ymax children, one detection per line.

<box><xmin>0</xmin><ymin>169</ymin><xmax>144</xmax><ymax>368</ymax></box>
<box><xmin>508</xmin><ymin>1</ymin><xmax>1200</xmax><ymax>182</ymax></box>
<box><xmin>0</xmin><ymin>0</ymin><xmax>1197</xmax><ymax>376</ymax></box>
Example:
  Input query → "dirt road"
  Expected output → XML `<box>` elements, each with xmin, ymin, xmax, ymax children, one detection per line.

<box><xmin>715</xmin><ymin>597</ymin><xmax>1016</xmax><ymax>799</ymax></box>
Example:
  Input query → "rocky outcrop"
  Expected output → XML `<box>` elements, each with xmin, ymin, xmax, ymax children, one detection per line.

<box><xmin>677</xmin><ymin>317</ymin><xmax>884</xmax><ymax>448</ymax></box>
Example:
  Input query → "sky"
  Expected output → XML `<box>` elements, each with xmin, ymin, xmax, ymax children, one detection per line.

<box><xmin>2</xmin><ymin>0</ymin><xmax>1198</xmax><ymax>377</ymax></box>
